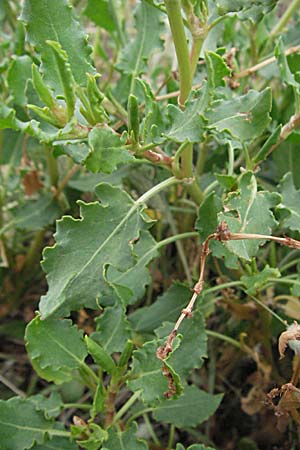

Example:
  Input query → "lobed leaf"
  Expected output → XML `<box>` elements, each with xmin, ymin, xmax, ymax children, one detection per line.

<box><xmin>85</xmin><ymin>128</ymin><xmax>134</xmax><ymax>174</ymax></box>
<box><xmin>0</xmin><ymin>397</ymin><xmax>56</xmax><ymax>450</ymax></box>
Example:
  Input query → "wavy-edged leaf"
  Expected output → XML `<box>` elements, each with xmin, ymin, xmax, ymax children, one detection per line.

<box><xmin>32</xmin><ymin>434</ymin><xmax>77</xmax><ymax>450</ymax></box>
<box><xmin>25</xmin><ymin>315</ymin><xmax>87</xmax><ymax>383</ymax></box>
<box><xmin>278</xmin><ymin>172</ymin><xmax>300</xmax><ymax>232</ymax></box>
<box><xmin>102</xmin><ymin>422</ymin><xmax>148</xmax><ymax>450</ymax></box>
<box><xmin>0</xmin><ymin>397</ymin><xmax>62</xmax><ymax>450</ymax></box>
<box><xmin>153</xmin><ymin>385</ymin><xmax>223</xmax><ymax>428</ymax></box>
<box><xmin>106</xmin><ymin>230</ymin><xmax>159</xmax><ymax>305</ymax></box>
<box><xmin>117</xmin><ymin>2</ymin><xmax>163</xmax><ymax>76</ymax></box>
<box><xmin>206</xmin><ymin>88</ymin><xmax>272</xmax><ymax>142</ymax></box>
<box><xmin>21</xmin><ymin>0</ymin><xmax>94</xmax><ymax>94</ymax></box>
<box><xmin>7</xmin><ymin>55</ymin><xmax>32</xmax><ymax>105</ymax></box>
<box><xmin>92</xmin><ymin>302</ymin><xmax>131</xmax><ymax>354</ymax></box>
<box><xmin>218</xmin><ymin>171</ymin><xmax>280</xmax><ymax>260</ymax></box>
<box><xmin>29</xmin><ymin>392</ymin><xmax>63</xmax><ymax>419</ymax></box>
<box><xmin>85</xmin><ymin>128</ymin><xmax>134</xmax><ymax>174</ymax></box>
<box><xmin>216</xmin><ymin>0</ymin><xmax>278</xmax><ymax>22</ymax></box>
<box><xmin>39</xmin><ymin>183</ymin><xmax>150</xmax><ymax>319</ymax></box>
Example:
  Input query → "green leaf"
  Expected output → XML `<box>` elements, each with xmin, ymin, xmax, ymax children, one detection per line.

<box><xmin>153</xmin><ymin>385</ymin><xmax>223</xmax><ymax>428</ymax></box>
<box><xmin>205</xmin><ymin>50</ymin><xmax>231</xmax><ymax>89</ymax></box>
<box><xmin>46</xmin><ymin>40</ymin><xmax>76</xmax><ymax>119</ymax></box>
<box><xmin>127</xmin><ymin>340</ymin><xmax>169</xmax><ymax>403</ymax></box>
<box><xmin>117</xmin><ymin>2</ymin><xmax>163</xmax><ymax>77</ymax></box>
<box><xmin>127</xmin><ymin>338</ymin><xmax>182</xmax><ymax>404</ymax></box>
<box><xmin>92</xmin><ymin>302</ymin><xmax>131</xmax><ymax>354</ymax></box>
<box><xmin>85</xmin><ymin>128</ymin><xmax>134</xmax><ymax>174</ymax></box>
<box><xmin>278</xmin><ymin>172</ymin><xmax>300</xmax><ymax>232</ymax></box>
<box><xmin>85</xmin><ymin>335</ymin><xmax>116</xmax><ymax>374</ymax></box>
<box><xmin>31</xmin><ymin>434</ymin><xmax>77</xmax><ymax>450</ymax></box>
<box><xmin>102</xmin><ymin>422</ymin><xmax>148</xmax><ymax>450</ymax></box>
<box><xmin>196</xmin><ymin>191</ymin><xmax>221</xmax><ymax>240</ymax></box>
<box><xmin>0</xmin><ymin>397</ymin><xmax>57</xmax><ymax>450</ymax></box>
<box><xmin>21</xmin><ymin>0</ymin><xmax>94</xmax><ymax>94</ymax></box>
<box><xmin>155</xmin><ymin>310</ymin><xmax>207</xmax><ymax>381</ymax></box>
<box><xmin>275</xmin><ymin>38</ymin><xmax>300</xmax><ymax>90</ymax></box>
<box><xmin>91</xmin><ymin>383</ymin><xmax>105</xmax><ymax>419</ymax></box>
<box><xmin>163</xmin><ymin>91</ymin><xmax>207</xmax><ymax>143</ymax></box>
<box><xmin>129</xmin><ymin>282</ymin><xmax>191</xmax><ymax>334</ymax></box>
<box><xmin>13</xmin><ymin>194</ymin><xmax>62</xmax><ymax>232</ymax></box>
<box><xmin>206</xmin><ymin>89</ymin><xmax>272</xmax><ymax>142</ymax></box>
<box><xmin>32</xmin><ymin>63</ymin><xmax>56</xmax><ymax>109</ymax></box>
<box><xmin>84</xmin><ymin>0</ymin><xmax>117</xmax><ymax>32</ymax></box>
<box><xmin>7</xmin><ymin>55</ymin><xmax>32</xmax><ymax>105</ymax></box>
<box><xmin>73</xmin><ymin>423</ymin><xmax>108</xmax><ymax>450</ymax></box>
<box><xmin>253</xmin><ymin>125</ymin><xmax>281</xmax><ymax>165</ymax></box>
<box><xmin>196</xmin><ymin>191</ymin><xmax>238</xmax><ymax>269</ymax></box>
<box><xmin>216</xmin><ymin>0</ymin><xmax>278</xmax><ymax>22</ymax></box>
<box><xmin>106</xmin><ymin>230</ymin><xmax>159</xmax><ymax>305</ymax></box>
<box><xmin>241</xmin><ymin>265</ymin><xmax>281</xmax><ymax>295</ymax></box>
<box><xmin>218</xmin><ymin>171</ymin><xmax>280</xmax><ymax>260</ymax></box>
<box><xmin>29</xmin><ymin>392</ymin><xmax>63</xmax><ymax>419</ymax></box>
<box><xmin>25</xmin><ymin>315</ymin><xmax>87</xmax><ymax>384</ymax></box>
<box><xmin>39</xmin><ymin>183</ymin><xmax>150</xmax><ymax>319</ymax></box>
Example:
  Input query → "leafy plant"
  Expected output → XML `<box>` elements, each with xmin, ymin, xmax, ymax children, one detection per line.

<box><xmin>1</xmin><ymin>0</ymin><xmax>300</xmax><ymax>449</ymax></box>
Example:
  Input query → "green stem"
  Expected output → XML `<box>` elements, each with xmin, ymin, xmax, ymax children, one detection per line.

<box><xmin>137</xmin><ymin>176</ymin><xmax>182</xmax><ymax>205</ymax></box>
<box><xmin>127</xmin><ymin>407</ymin><xmax>154</xmax><ymax>424</ymax></box>
<box><xmin>227</xmin><ymin>142</ymin><xmax>234</xmax><ymax>176</ymax></box>
<box><xmin>207</xmin><ymin>330</ymin><xmax>242</xmax><ymax>350</ymax></box>
<box><xmin>64</xmin><ymin>403</ymin><xmax>91</xmax><ymax>410</ymax></box>
<box><xmin>270</xmin><ymin>0</ymin><xmax>300</xmax><ymax>39</ymax></box>
<box><xmin>112</xmin><ymin>390</ymin><xmax>142</xmax><ymax>424</ymax></box>
<box><xmin>164</xmin><ymin>0</ymin><xmax>192</xmax><ymax>106</ymax></box>
<box><xmin>196</xmin><ymin>141</ymin><xmax>209</xmax><ymax>176</ymax></box>
<box><xmin>182</xmin><ymin>145</ymin><xmax>204</xmax><ymax>204</ymax></box>
<box><xmin>80</xmin><ymin>362</ymin><xmax>99</xmax><ymax>386</ymax></box>
<box><xmin>45</xmin><ymin>146</ymin><xmax>59</xmax><ymax>188</ymax></box>
<box><xmin>143</xmin><ymin>413</ymin><xmax>161</xmax><ymax>446</ymax></box>
<box><xmin>23</xmin><ymin>229</ymin><xmax>45</xmax><ymax>272</ymax></box>
<box><xmin>167</xmin><ymin>424</ymin><xmax>176</xmax><ymax>449</ymax></box>
<box><xmin>248</xmin><ymin>294</ymin><xmax>287</xmax><ymax>326</ymax></box>
<box><xmin>190</xmin><ymin>37</ymin><xmax>204</xmax><ymax>79</ymax></box>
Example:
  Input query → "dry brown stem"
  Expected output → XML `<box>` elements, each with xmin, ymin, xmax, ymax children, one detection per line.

<box><xmin>157</xmin><ymin>222</ymin><xmax>300</xmax><ymax>395</ymax></box>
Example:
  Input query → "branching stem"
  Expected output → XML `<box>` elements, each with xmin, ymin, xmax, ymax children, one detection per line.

<box><xmin>157</xmin><ymin>222</ymin><xmax>300</xmax><ymax>366</ymax></box>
